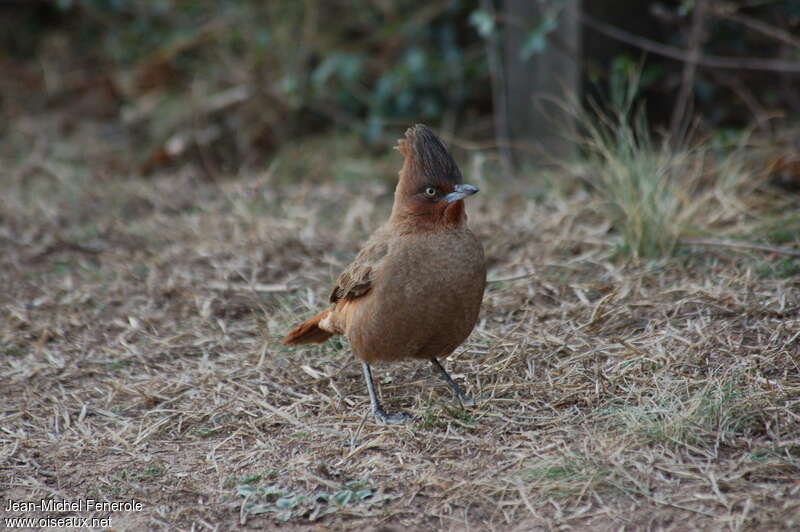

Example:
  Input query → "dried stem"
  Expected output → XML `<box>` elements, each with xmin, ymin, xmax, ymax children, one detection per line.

<box><xmin>670</xmin><ymin>0</ymin><xmax>708</xmax><ymax>145</ymax></box>
<box><xmin>580</xmin><ymin>12</ymin><xmax>800</xmax><ymax>73</ymax></box>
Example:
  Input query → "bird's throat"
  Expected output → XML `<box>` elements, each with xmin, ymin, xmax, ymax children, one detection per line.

<box><xmin>391</xmin><ymin>197</ymin><xmax>466</xmax><ymax>232</ymax></box>
<box><xmin>442</xmin><ymin>199</ymin><xmax>466</xmax><ymax>226</ymax></box>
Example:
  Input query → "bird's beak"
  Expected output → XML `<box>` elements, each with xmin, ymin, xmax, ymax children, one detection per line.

<box><xmin>444</xmin><ymin>183</ymin><xmax>480</xmax><ymax>203</ymax></box>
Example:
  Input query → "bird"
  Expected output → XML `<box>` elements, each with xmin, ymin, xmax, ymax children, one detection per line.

<box><xmin>281</xmin><ymin>124</ymin><xmax>486</xmax><ymax>424</ymax></box>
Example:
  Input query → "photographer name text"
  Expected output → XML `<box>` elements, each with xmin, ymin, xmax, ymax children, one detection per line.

<box><xmin>4</xmin><ymin>498</ymin><xmax>142</xmax><ymax>513</ymax></box>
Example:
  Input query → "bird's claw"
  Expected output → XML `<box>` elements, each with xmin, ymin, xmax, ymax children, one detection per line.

<box><xmin>454</xmin><ymin>393</ymin><xmax>489</xmax><ymax>408</ymax></box>
<box><xmin>455</xmin><ymin>396</ymin><xmax>478</xmax><ymax>407</ymax></box>
<box><xmin>373</xmin><ymin>408</ymin><xmax>414</xmax><ymax>424</ymax></box>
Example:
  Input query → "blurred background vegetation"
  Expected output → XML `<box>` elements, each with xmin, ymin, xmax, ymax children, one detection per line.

<box><xmin>1</xmin><ymin>0</ymin><xmax>798</xmax><ymax>182</ymax></box>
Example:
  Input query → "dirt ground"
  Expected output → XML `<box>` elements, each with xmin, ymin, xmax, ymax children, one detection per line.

<box><xmin>2</xmin><ymin>135</ymin><xmax>800</xmax><ymax>531</ymax></box>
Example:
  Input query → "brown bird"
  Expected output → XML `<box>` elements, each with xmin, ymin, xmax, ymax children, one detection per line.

<box><xmin>282</xmin><ymin>124</ymin><xmax>486</xmax><ymax>423</ymax></box>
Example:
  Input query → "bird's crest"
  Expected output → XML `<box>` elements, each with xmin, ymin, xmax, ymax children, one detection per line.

<box><xmin>396</xmin><ymin>124</ymin><xmax>463</xmax><ymax>186</ymax></box>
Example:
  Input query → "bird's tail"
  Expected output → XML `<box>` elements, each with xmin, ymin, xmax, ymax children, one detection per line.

<box><xmin>281</xmin><ymin>308</ymin><xmax>335</xmax><ymax>345</ymax></box>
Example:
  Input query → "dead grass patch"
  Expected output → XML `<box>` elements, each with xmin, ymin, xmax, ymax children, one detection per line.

<box><xmin>1</xmin><ymin>135</ymin><xmax>800</xmax><ymax>530</ymax></box>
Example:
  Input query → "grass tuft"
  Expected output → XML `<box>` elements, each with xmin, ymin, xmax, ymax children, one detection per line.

<box><xmin>576</xmin><ymin>72</ymin><xmax>765</xmax><ymax>260</ymax></box>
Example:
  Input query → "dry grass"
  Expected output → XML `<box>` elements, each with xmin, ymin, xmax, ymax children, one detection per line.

<box><xmin>1</xmin><ymin>134</ymin><xmax>800</xmax><ymax>531</ymax></box>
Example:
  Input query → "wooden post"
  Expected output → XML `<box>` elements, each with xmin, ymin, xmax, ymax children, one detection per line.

<box><xmin>503</xmin><ymin>0</ymin><xmax>581</xmax><ymax>165</ymax></box>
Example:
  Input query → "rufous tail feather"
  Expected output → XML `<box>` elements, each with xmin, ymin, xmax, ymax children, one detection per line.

<box><xmin>281</xmin><ymin>308</ymin><xmax>335</xmax><ymax>345</ymax></box>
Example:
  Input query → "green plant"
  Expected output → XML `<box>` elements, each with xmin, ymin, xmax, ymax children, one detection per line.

<box><xmin>237</xmin><ymin>481</ymin><xmax>391</xmax><ymax>523</ymax></box>
<box><xmin>580</xmin><ymin>70</ymin><xmax>697</xmax><ymax>259</ymax></box>
<box><xmin>577</xmin><ymin>65</ymin><xmax>760</xmax><ymax>261</ymax></box>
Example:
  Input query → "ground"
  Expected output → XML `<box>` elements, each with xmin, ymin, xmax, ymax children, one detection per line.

<box><xmin>1</xmin><ymin>134</ymin><xmax>799</xmax><ymax>531</ymax></box>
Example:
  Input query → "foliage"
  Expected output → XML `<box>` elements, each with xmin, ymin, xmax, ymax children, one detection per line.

<box><xmin>14</xmin><ymin>0</ymin><xmax>488</xmax><ymax>160</ymax></box>
<box><xmin>576</xmin><ymin>65</ymin><xmax>768</xmax><ymax>260</ymax></box>
<box><xmin>1</xmin><ymin>0</ymin><xmax>798</xmax><ymax>172</ymax></box>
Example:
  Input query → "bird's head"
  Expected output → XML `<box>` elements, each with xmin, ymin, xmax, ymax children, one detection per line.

<box><xmin>391</xmin><ymin>124</ymin><xmax>479</xmax><ymax>228</ymax></box>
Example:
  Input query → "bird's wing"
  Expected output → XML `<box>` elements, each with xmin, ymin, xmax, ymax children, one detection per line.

<box><xmin>329</xmin><ymin>230</ymin><xmax>389</xmax><ymax>304</ymax></box>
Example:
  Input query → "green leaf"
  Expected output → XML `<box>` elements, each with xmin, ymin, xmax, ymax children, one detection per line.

<box><xmin>312</xmin><ymin>53</ymin><xmax>363</xmax><ymax>88</ymax></box>
<box><xmin>245</xmin><ymin>503</ymin><xmax>272</xmax><ymax>515</ymax></box>
<box><xmin>333</xmin><ymin>490</ymin><xmax>353</xmax><ymax>506</ymax></box>
<box><xmin>275</xmin><ymin>496</ymin><xmax>297</xmax><ymax>509</ymax></box>
<box><xmin>240</xmin><ymin>473</ymin><xmax>261</xmax><ymax>484</ymax></box>
<box><xmin>236</xmin><ymin>484</ymin><xmax>257</xmax><ymax>497</ymax></box>
<box><xmin>405</xmin><ymin>47</ymin><xmax>426</xmax><ymax>74</ymax></box>
<box><xmin>262</xmin><ymin>484</ymin><xmax>284</xmax><ymax>497</ymax></box>
<box><xmin>469</xmin><ymin>10</ymin><xmax>495</xmax><ymax>38</ymax></box>
<box><xmin>355</xmin><ymin>489</ymin><xmax>373</xmax><ymax>500</ymax></box>
<box><xmin>519</xmin><ymin>14</ymin><xmax>559</xmax><ymax>60</ymax></box>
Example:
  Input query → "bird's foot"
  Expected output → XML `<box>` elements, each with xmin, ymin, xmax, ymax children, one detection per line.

<box><xmin>453</xmin><ymin>393</ymin><xmax>489</xmax><ymax>408</ymax></box>
<box><xmin>373</xmin><ymin>408</ymin><xmax>414</xmax><ymax>425</ymax></box>
<box><xmin>455</xmin><ymin>395</ymin><xmax>478</xmax><ymax>407</ymax></box>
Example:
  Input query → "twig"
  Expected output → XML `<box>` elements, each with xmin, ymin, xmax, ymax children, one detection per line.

<box><xmin>670</xmin><ymin>0</ymin><xmax>708</xmax><ymax>144</ymax></box>
<box><xmin>579</xmin><ymin>12</ymin><xmax>800</xmax><ymax>73</ymax></box>
<box><xmin>681</xmin><ymin>238</ymin><xmax>800</xmax><ymax>258</ymax></box>
<box><xmin>487</xmin><ymin>272</ymin><xmax>536</xmax><ymax>284</ymax></box>
<box><xmin>206</xmin><ymin>281</ymin><xmax>289</xmax><ymax>292</ymax></box>
<box><xmin>708</xmin><ymin>70</ymin><xmax>774</xmax><ymax>132</ymax></box>
<box><xmin>27</xmin><ymin>238</ymin><xmax>107</xmax><ymax>262</ymax></box>
<box><xmin>710</xmin><ymin>5</ymin><xmax>800</xmax><ymax>50</ymax></box>
<box><xmin>480</xmin><ymin>0</ymin><xmax>516</xmax><ymax>178</ymax></box>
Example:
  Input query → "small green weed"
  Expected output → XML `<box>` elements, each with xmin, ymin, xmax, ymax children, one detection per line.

<box><xmin>756</xmin><ymin>257</ymin><xmax>800</xmax><ymax>279</ymax></box>
<box><xmin>237</xmin><ymin>480</ymin><xmax>391</xmax><ymax>523</ymax></box>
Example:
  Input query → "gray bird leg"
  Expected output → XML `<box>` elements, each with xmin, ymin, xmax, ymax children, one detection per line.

<box><xmin>431</xmin><ymin>358</ymin><xmax>477</xmax><ymax>406</ymax></box>
<box><xmin>362</xmin><ymin>362</ymin><xmax>413</xmax><ymax>424</ymax></box>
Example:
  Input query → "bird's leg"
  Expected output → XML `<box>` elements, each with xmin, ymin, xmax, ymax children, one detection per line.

<box><xmin>361</xmin><ymin>362</ymin><xmax>413</xmax><ymax>424</ymax></box>
<box><xmin>431</xmin><ymin>358</ymin><xmax>477</xmax><ymax>407</ymax></box>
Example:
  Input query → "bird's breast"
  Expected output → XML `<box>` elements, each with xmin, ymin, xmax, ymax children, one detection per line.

<box><xmin>346</xmin><ymin>229</ymin><xmax>486</xmax><ymax>363</ymax></box>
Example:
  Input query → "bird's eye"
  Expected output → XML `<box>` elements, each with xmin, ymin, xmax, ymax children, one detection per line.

<box><xmin>424</xmin><ymin>187</ymin><xmax>437</xmax><ymax>198</ymax></box>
